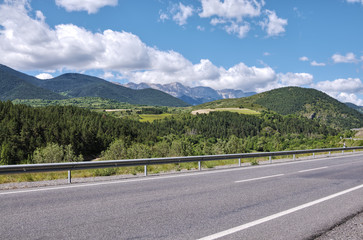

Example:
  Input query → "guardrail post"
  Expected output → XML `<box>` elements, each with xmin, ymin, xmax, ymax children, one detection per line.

<box><xmin>238</xmin><ymin>158</ymin><xmax>241</xmax><ymax>167</ymax></box>
<box><xmin>144</xmin><ymin>165</ymin><xmax>147</xmax><ymax>176</ymax></box>
<box><xmin>342</xmin><ymin>150</ymin><xmax>344</xmax><ymax>154</ymax></box>
<box><xmin>269</xmin><ymin>156</ymin><xmax>272</xmax><ymax>164</ymax></box>
<box><xmin>68</xmin><ymin>170</ymin><xmax>71</xmax><ymax>184</ymax></box>
<box><xmin>329</xmin><ymin>151</ymin><xmax>331</xmax><ymax>157</ymax></box>
<box><xmin>293</xmin><ymin>154</ymin><xmax>296</xmax><ymax>161</ymax></box>
<box><xmin>313</xmin><ymin>153</ymin><xmax>315</xmax><ymax>159</ymax></box>
<box><xmin>198</xmin><ymin>161</ymin><xmax>201</xmax><ymax>171</ymax></box>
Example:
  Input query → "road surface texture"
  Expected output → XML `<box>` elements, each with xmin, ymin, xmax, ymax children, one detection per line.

<box><xmin>1</xmin><ymin>152</ymin><xmax>362</xmax><ymax>240</ymax></box>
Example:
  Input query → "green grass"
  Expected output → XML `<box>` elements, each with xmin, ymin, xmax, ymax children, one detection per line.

<box><xmin>191</xmin><ymin>108</ymin><xmax>260</xmax><ymax>115</ymax></box>
<box><xmin>214</xmin><ymin>108</ymin><xmax>260</xmax><ymax>115</ymax></box>
<box><xmin>139</xmin><ymin>113</ymin><xmax>174</xmax><ymax>122</ymax></box>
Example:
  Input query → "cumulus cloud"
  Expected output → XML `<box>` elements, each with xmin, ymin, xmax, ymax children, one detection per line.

<box><xmin>198</xmin><ymin>0</ymin><xmax>287</xmax><ymax>38</ymax></box>
<box><xmin>199</xmin><ymin>0</ymin><xmax>264</xmax><ymax>20</ymax></box>
<box><xmin>260</xmin><ymin>10</ymin><xmax>287</xmax><ymax>37</ymax></box>
<box><xmin>0</xmin><ymin>0</ymin><xmax>318</xmax><ymax>96</ymax></box>
<box><xmin>36</xmin><ymin>73</ymin><xmax>53</xmax><ymax>79</ymax></box>
<box><xmin>124</xmin><ymin>59</ymin><xmax>277</xmax><ymax>92</ymax></box>
<box><xmin>277</xmin><ymin>72</ymin><xmax>313</xmax><ymax>86</ymax></box>
<box><xmin>159</xmin><ymin>0</ymin><xmax>286</xmax><ymax>39</ymax></box>
<box><xmin>0</xmin><ymin>1</ymin><xmax>153</xmax><ymax>71</ymax></box>
<box><xmin>55</xmin><ymin>0</ymin><xmax>118</xmax><ymax>14</ymax></box>
<box><xmin>172</xmin><ymin>3</ymin><xmax>194</xmax><ymax>26</ymax></box>
<box><xmin>312</xmin><ymin>78</ymin><xmax>363</xmax><ymax>93</ymax></box>
<box><xmin>312</xmin><ymin>78</ymin><xmax>363</xmax><ymax>105</ymax></box>
<box><xmin>334</xmin><ymin>93</ymin><xmax>363</xmax><ymax>106</ymax></box>
<box><xmin>159</xmin><ymin>3</ymin><xmax>194</xmax><ymax>26</ymax></box>
<box><xmin>224</xmin><ymin>22</ymin><xmax>250</xmax><ymax>38</ymax></box>
<box><xmin>332</xmin><ymin>52</ymin><xmax>358</xmax><ymax>63</ymax></box>
<box><xmin>310</xmin><ymin>61</ymin><xmax>326</xmax><ymax>66</ymax></box>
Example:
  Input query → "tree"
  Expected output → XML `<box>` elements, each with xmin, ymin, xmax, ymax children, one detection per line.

<box><xmin>32</xmin><ymin>143</ymin><xmax>82</xmax><ymax>163</ymax></box>
<box><xmin>101</xmin><ymin>139</ymin><xmax>128</xmax><ymax>160</ymax></box>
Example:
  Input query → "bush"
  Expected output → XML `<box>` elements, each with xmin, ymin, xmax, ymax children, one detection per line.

<box><xmin>33</xmin><ymin>143</ymin><xmax>83</xmax><ymax>163</ymax></box>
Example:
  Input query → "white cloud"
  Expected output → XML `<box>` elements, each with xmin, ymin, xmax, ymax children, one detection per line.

<box><xmin>210</xmin><ymin>18</ymin><xmax>227</xmax><ymax>26</ymax></box>
<box><xmin>172</xmin><ymin>3</ymin><xmax>194</xmax><ymax>26</ymax></box>
<box><xmin>334</xmin><ymin>93</ymin><xmax>363</xmax><ymax>105</ymax></box>
<box><xmin>312</xmin><ymin>78</ymin><xmax>363</xmax><ymax>93</ymax></box>
<box><xmin>346</xmin><ymin>0</ymin><xmax>363</xmax><ymax>4</ymax></box>
<box><xmin>100</xmin><ymin>72</ymin><xmax>115</xmax><ymax>80</ymax></box>
<box><xmin>277</xmin><ymin>72</ymin><xmax>313</xmax><ymax>86</ymax></box>
<box><xmin>36</xmin><ymin>73</ymin><xmax>53</xmax><ymax>79</ymax></box>
<box><xmin>332</xmin><ymin>52</ymin><xmax>358</xmax><ymax>63</ymax></box>
<box><xmin>312</xmin><ymin>78</ymin><xmax>363</xmax><ymax>105</ymax></box>
<box><xmin>263</xmin><ymin>52</ymin><xmax>270</xmax><ymax>56</ymax></box>
<box><xmin>159</xmin><ymin>12</ymin><xmax>169</xmax><ymax>22</ymax></box>
<box><xmin>260</xmin><ymin>10</ymin><xmax>287</xmax><ymax>37</ymax></box>
<box><xmin>124</xmin><ymin>60</ymin><xmax>277</xmax><ymax>93</ymax></box>
<box><xmin>0</xmin><ymin>1</ymin><xmax>325</xmax><ymax>98</ymax></box>
<box><xmin>199</xmin><ymin>0</ymin><xmax>264</xmax><ymax>21</ymax></box>
<box><xmin>197</xmin><ymin>25</ymin><xmax>205</xmax><ymax>31</ymax></box>
<box><xmin>299</xmin><ymin>56</ymin><xmax>309</xmax><ymax>61</ymax></box>
<box><xmin>310</xmin><ymin>61</ymin><xmax>326</xmax><ymax>66</ymax></box>
<box><xmin>199</xmin><ymin>0</ymin><xmax>286</xmax><ymax>38</ymax></box>
<box><xmin>224</xmin><ymin>22</ymin><xmax>250</xmax><ymax>38</ymax></box>
<box><xmin>0</xmin><ymin>1</ymin><xmax>154</xmax><ymax>71</ymax></box>
<box><xmin>55</xmin><ymin>0</ymin><xmax>118</xmax><ymax>14</ymax></box>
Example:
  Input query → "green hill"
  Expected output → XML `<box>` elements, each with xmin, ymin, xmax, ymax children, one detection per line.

<box><xmin>0</xmin><ymin>64</ymin><xmax>189</xmax><ymax>107</ymax></box>
<box><xmin>35</xmin><ymin>73</ymin><xmax>188</xmax><ymax>106</ymax></box>
<box><xmin>0</xmin><ymin>69</ymin><xmax>66</xmax><ymax>100</ymax></box>
<box><xmin>196</xmin><ymin>87</ymin><xmax>363</xmax><ymax>129</ymax></box>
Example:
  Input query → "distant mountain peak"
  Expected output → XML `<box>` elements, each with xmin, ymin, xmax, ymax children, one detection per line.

<box><xmin>123</xmin><ymin>82</ymin><xmax>256</xmax><ymax>105</ymax></box>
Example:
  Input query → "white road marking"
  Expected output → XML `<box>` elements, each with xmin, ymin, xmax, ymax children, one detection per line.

<box><xmin>198</xmin><ymin>183</ymin><xmax>363</xmax><ymax>240</ymax></box>
<box><xmin>235</xmin><ymin>174</ymin><xmax>284</xmax><ymax>183</ymax></box>
<box><xmin>298</xmin><ymin>166</ymin><xmax>328</xmax><ymax>173</ymax></box>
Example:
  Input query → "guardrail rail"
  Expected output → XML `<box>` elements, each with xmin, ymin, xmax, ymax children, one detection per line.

<box><xmin>0</xmin><ymin>147</ymin><xmax>362</xmax><ymax>183</ymax></box>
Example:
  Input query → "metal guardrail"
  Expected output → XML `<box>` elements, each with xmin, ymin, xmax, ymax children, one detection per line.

<box><xmin>0</xmin><ymin>147</ymin><xmax>362</xmax><ymax>183</ymax></box>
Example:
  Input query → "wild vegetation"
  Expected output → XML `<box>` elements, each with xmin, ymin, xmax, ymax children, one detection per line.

<box><xmin>1</xmin><ymin>100</ymin><xmax>359</xmax><ymax>167</ymax></box>
<box><xmin>196</xmin><ymin>87</ymin><xmax>363</xmax><ymax>129</ymax></box>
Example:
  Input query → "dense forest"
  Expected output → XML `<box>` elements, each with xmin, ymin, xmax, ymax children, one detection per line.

<box><xmin>0</xmin><ymin>101</ymin><xmax>359</xmax><ymax>165</ymax></box>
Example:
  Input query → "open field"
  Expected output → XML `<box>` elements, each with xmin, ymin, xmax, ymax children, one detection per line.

<box><xmin>191</xmin><ymin>108</ymin><xmax>260</xmax><ymax>115</ymax></box>
<box><xmin>139</xmin><ymin>113</ymin><xmax>174</xmax><ymax>122</ymax></box>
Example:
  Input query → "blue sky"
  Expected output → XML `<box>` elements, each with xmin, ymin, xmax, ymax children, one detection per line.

<box><xmin>1</xmin><ymin>0</ymin><xmax>363</xmax><ymax>105</ymax></box>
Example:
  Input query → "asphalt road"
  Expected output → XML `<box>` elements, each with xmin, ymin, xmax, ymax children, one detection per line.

<box><xmin>1</xmin><ymin>152</ymin><xmax>363</xmax><ymax>240</ymax></box>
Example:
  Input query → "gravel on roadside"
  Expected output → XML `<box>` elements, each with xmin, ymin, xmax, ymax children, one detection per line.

<box><xmin>314</xmin><ymin>211</ymin><xmax>363</xmax><ymax>240</ymax></box>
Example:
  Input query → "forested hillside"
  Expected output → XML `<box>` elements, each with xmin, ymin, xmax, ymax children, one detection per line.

<box><xmin>0</xmin><ymin>69</ymin><xmax>65</xmax><ymax>100</ymax></box>
<box><xmin>0</xmin><ymin>101</ymin><xmax>353</xmax><ymax>166</ymax></box>
<box><xmin>0</xmin><ymin>64</ymin><xmax>189</xmax><ymax>107</ymax></box>
<box><xmin>196</xmin><ymin>87</ymin><xmax>363</xmax><ymax>129</ymax></box>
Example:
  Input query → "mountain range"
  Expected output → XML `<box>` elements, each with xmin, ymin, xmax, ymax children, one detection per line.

<box><xmin>123</xmin><ymin>82</ymin><xmax>256</xmax><ymax>105</ymax></box>
<box><xmin>0</xmin><ymin>64</ymin><xmax>188</xmax><ymax>107</ymax></box>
